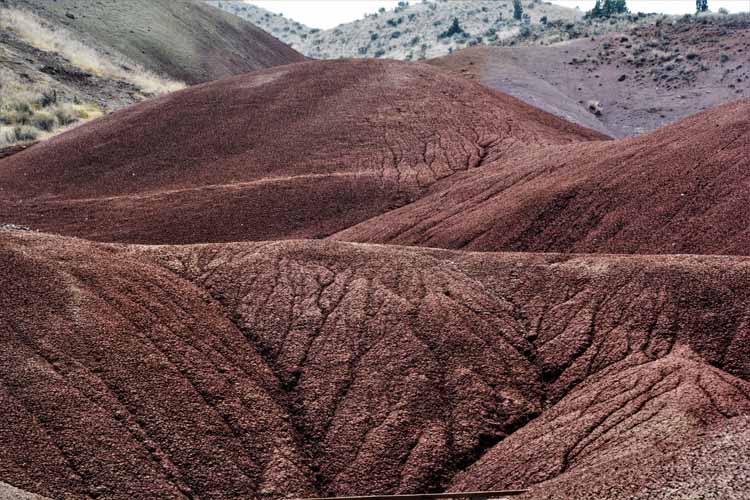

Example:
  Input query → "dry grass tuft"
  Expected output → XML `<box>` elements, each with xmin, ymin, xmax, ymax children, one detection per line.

<box><xmin>0</xmin><ymin>69</ymin><xmax>103</xmax><ymax>147</ymax></box>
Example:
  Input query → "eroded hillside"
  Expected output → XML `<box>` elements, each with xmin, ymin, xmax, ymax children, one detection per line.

<box><xmin>2</xmin><ymin>228</ymin><xmax>750</xmax><ymax>499</ymax></box>
<box><xmin>334</xmin><ymin>98</ymin><xmax>750</xmax><ymax>256</ymax></box>
<box><xmin>0</xmin><ymin>59</ymin><xmax>605</xmax><ymax>244</ymax></box>
<box><xmin>4</xmin><ymin>0</ymin><xmax>304</xmax><ymax>84</ymax></box>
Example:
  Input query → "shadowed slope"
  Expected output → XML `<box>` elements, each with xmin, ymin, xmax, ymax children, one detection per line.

<box><xmin>4</xmin><ymin>229</ymin><xmax>750</xmax><ymax>498</ymax></box>
<box><xmin>334</xmin><ymin>99</ymin><xmax>750</xmax><ymax>256</ymax></box>
<box><xmin>0</xmin><ymin>59</ymin><xmax>606</xmax><ymax>244</ymax></box>
<box><xmin>4</xmin><ymin>0</ymin><xmax>305</xmax><ymax>84</ymax></box>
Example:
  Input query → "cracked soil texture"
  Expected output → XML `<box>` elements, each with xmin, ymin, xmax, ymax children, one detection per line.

<box><xmin>0</xmin><ymin>59</ymin><xmax>606</xmax><ymax>245</ymax></box>
<box><xmin>2</xmin><ymin>228</ymin><xmax>750</xmax><ymax>499</ymax></box>
<box><xmin>334</xmin><ymin>98</ymin><xmax>750</xmax><ymax>256</ymax></box>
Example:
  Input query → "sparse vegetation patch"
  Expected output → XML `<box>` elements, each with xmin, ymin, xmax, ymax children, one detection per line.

<box><xmin>0</xmin><ymin>70</ymin><xmax>103</xmax><ymax>147</ymax></box>
<box><xmin>210</xmin><ymin>0</ymin><xmax>585</xmax><ymax>60</ymax></box>
<box><xmin>0</xmin><ymin>8</ymin><xmax>184</xmax><ymax>95</ymax></box>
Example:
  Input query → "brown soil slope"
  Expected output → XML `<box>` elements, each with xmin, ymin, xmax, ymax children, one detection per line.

<box><xmin>431</xmin><ymin>14</ymin><xmax>750</xmax><ymax>138</ymax></box>
<box><xmin>0</xmin><ymin>230</ymin><xmax>315</xmax><ymax>500</ymax></box>
<box><xmin>335</xmin><ymin>98</ymin><xmax>750</xmax><ymax>256</ymax></box>
<box><xmin>453</xmin><ymin>354</ymin><xmax>750</xmax><ymax>500</ymax></box>
<box><xmin>3</xmin><ymin>228</ymin><xmax>750</xmax><ymax>499</ymax></box>
<box><xmin>3</xmin><ymin>0</ymin><xmax>305</xmax><ymax>84</ymax></box>
<box><xmin>0</xmin><ymin>60</ymin><xmax>606</xmax><ymax>244</ymax></box>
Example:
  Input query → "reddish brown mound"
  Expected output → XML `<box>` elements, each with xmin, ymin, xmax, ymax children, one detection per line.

<box><xmin>0</xmin><ymin>230</ymin><xmax>314</xmax><ymax>500</ymax></box>
<box><xmin>0</xmin><ymin>59</ymin><xmax>606</xmax><ymax>244</ymax></box>
<box><xmin>0</xmin><ymin>143</ymin><xmax>37</xmax><ymax>161</ymax></box>
<box><xmin>3</xmin><ymin>229</ymin><xmax>750</xmax><ymax>499</ymax></box>
<box><xmin>335</xmin><ymin>99</ymin><xmax>750</xmax><ymax>256</ymax></box>
<box><xmin>152</xmin><ymin>240</ymin><xmax>750</xmax><ymax>497</ymax></box>
<box><xmin>452</xmin><ymin>350</ymin><xmax>750</xmax><ymax>500</ymax></box>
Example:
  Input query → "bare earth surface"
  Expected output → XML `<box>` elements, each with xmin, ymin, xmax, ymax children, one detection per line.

<box><xmin>0</xmin><ymin>230</ymin><xmax>315</xmax><ymax>500</ymax></box>
<box><xmin>335</xmin><ymin>98</ymin><xmax>750</xmax><ymax>256</ymax></box>
<box><xmin>2</xmin><ymin>228</ymin><xmax>750</xmax><ymax>499</ymax></box>
<box><xmin>1</xmin><ymin>15</ymin><xmax>750</xmax><ymax>499</ymax></box>
<box><xmin>0</xmin><ymin>59</ymin><xmax>605</xmax><ymax>244</ymax></box>
<box><xmin>431</xmin><ymin>14</ymin><xmax>750</xmax><ymax>138</ymax></box>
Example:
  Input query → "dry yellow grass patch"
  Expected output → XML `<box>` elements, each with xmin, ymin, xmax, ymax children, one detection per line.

<box><xmin>0</xmin><ymin>69</ymin><xmax>103</xmax><ymax>147</ymax></box>
<box><xmin>0</xmin><ymin>8</ymin><xmax>185</xmax><ymax>94</ymax></box>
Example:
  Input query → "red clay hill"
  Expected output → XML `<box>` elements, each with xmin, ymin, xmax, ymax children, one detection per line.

<box><xmin>2</xmin><ymin>227</ymin><xmax>750</xmax><ymax>499</ymax></box>
<box><xmin>0</xmin><ymin>59</ymin><xmax>606</xmax><ymax>244</ymax></box>
<box><xmin>2</xmin><ymin>52</ymin><xmax>749</xmax><ymax>500</ymax></box>
<box><xmin>335</xmin><ymin>98</ymin><xmax>750</xmax><ymax>256</ymax></box>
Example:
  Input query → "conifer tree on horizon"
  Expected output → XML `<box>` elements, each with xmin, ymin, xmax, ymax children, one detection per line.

<box><xmin>513</xmin><ymin>0</ymin><xmax>523</xmax><ymax>21</ymax></box>
<box><xmin>696</xmin><ymin>0</ymin><xmax>709</xmax><ymax>14</ymax></box>
<box><xmin>587</xmin><ymin>0</ymin><xmax>628</xmax><ymax>19</ymax></box>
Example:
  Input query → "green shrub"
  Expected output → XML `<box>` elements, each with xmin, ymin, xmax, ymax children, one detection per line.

<box><xmin>31</xmin><ymin>112</ymin><xmax>56</xmax><ymax>131</ymax></box>
<box><xmin>586</xmin><ymin>0</ymin><xmax>628</xmax><ymax>19</ymax></box>
<box><xmin>54</xmin><ymin>106</ymin><xmax>78</xmax><ymax>126</ymax></box>
<box><xmin>13</xmin><ymin>125</ymin><xmax>38</xmax><ymax>141</ymax></box>
<box><xmin>37</xmin><ymin>90</ymin><xmax>58</xmax><ymax>107</ymax></box>
<box><xmin>0</xmin><ymin>110</ymin><xmax>30</xmax><ymax>125</ymax></box>
<box><xmin>438</xmin><ymin>18</ymin><xmax>463</xmax><ymax>39</ymax></box>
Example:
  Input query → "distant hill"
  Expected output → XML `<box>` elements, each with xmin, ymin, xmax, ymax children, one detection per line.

<box><xmin>0</xmin><ymin>0</ymin><xmax>303</xmax><ymax>149</ymax></box>
<box><xmin>431</xmin><ymin>13</ymin><xmax>750</xmax><ymax>137</ymax></box>
<box><xmin>209</xmin><ymin>0</ymin><xmax>583</xmax><ymax>60</ymax></box>
<box><xmin>6</xmin><ymin>0</ymin><xmax>304</xmax><ymax>84</ymax></box>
